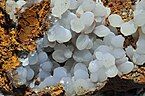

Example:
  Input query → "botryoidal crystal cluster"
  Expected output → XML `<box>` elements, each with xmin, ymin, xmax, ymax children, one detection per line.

<box><xmin>7</xmin><ymin>0</ymin><xmax>145</xmax><ymax>95</ymax></box>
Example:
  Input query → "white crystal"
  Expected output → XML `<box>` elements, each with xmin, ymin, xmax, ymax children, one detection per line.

<box><xmin>93</xmin><ymin>25</ymin><xmax>111</xmax><ymax>37</ymax></box>
<box><xmin>52</xmin><ymin>50</ymin><xmax>67</xmax><ymax>63</ymax></box>
<box><xmin>73</xmin><ymin>50</ymin><xmax>93</xmax><ymax>62</ymax></box>
<box><xmin>125</xmin><ymin>46</ymin><xmax>135</xmax><ymax>59</ymax></box>
<box><xmin>60</xmin><ymin>77</ymin><xmax>74</xmax><ymax>95</ymax></box>
<box><xmin>20</xmin><ymin>58</ymin><xmax>29</xmax><ymax>66</ymax></box>
<box><xmin>141</xmin><ymin>24</ymin><xmax>145</xmax><ymax>34</ymax></box>
<box><xmin>59</xmin><ymin>11</ymin><xmax>77</xmax><ymax>30</ymax></box>
<box><xmin>52</xmin><ymin>0</ymin><xmax>70</xmax><ymax>18</ymax></box>
<box><xmin>64</xmin><ymin>49</ymin><xmax>73</xmax><ymax>59</ymax></box>
<box><xmin>16</xmin><ymin>67</ymin><xmax>27</xmax><ymax>85</ymax></box>
<box><xmin>38</xmin><ymin>51</ymin><xmax>48</xmax><ymax>64</ymax></box>
<box><xmin>133</xmin><ymin>53</ymin><xmax>145</xmax><ymax>65</ymax></box>
<box><xmin>95</xmin><ymin>45</ymin><xmax>113</xmax><ymax>53</ymax></box>
<box><xmin>105</xmin><ymin>65</ymin><xmax>118</xmax><ymax>77</ymax></box>
<box><xmin>16</xmin><ymin>0</ymin><xmax>26</xmax><ymax>8</ymax></box>
<box><xmin>97</xmin><ymin>68</ymin><xmax>108</xmax><ymax>82</ymax></box>
<box><xmin>76</xmin><ymin>6</ymin><xmax>84</xmax><ymax>16</ymax></box>
<box><xmin>47</xmin><ymin>25</ymin><xmax>72</xmax><ymax>43</ymax></box>
<box><xmin>93</xmin><ymin>3</ymin><xmax>107</xmax><ymax>17</ymax></box>
<box><xmin>90</xmin><ymin>72</ymin><xmax>98</xmax><ymax>82</ymax></box>
<box><xmin>76</xmin><ymin>34</ymin><xmax>92</xmax><ymax>50</ymax></box>
<box><xmin>117</xmin><ymin>61</ymin><xmax>134</xmax><ymax>74</ymax></box>
<box><xmin>70</xmin><ymin>18</ymin><xmax>85</xmax><ymax>33</ymax></box>
<box><xmin>26</xmin><ymin>67</ymin><xmax>34</xmax><ymax>81</ymax></box>
<box><xmin>94</xmin><ymin>51</ymin><xmax>104</xmax><ymax>60</ymax></box>
<box><xmin>111</xmin><ymin>35</ymin><xmax>125</xmax><ymax>48</ymax></box>
<box><xmin>112</xmin><ymin>48</ymin><xmax>126</xmax><ymax>59</ymax></box>
<box><xmin>134</xmin><ymin>9</ymin><xmax>145</xmax><ymax>26</ymax></box>
<box><xmin>116</xmin><ymin>56</ymin><xmax>128</xmax><ymax>65</ymax></box>
<box><xmin>136</xmin><ymin>37</ymin><xmax>145</xmax><ymax>54</ymax></box>
<box><xmin>74</xmin><ymin>63</ymin><xmax>88</xmax><ymax>72</ymax></box>
<box><xmin>102</xmin><ymin>53</ymin><xmax>116</xmax><ymax>68</ymax></box>
<box><xmin>74</xmin><ymin>69</ymin><xmax>89</xmax><ymax>79</ymax></box>
<box><xmin>53</xmin><ymin>67</ymin><xmax>67</xmax><ymax>80</ymax></box>
<box><xmin>38</xmin><ymin>76</ymin><xmax>58</xmax><ymax>89</ymax></box>
<box><xmin>69</xmin><ymin>0</ymin><xmax>78</xmax><ymax>10</ymax></box>
<box><xmin>108</xmin><ymin>14</ymin><xmax>124</xmax><ymax>27</ymax></box>
<box><xmin>81</xmin><ymin>0</ymin><xmax>95</xmax><ymax>11</ymax></box>
<box><xmin>120</xmin><ymin>20</ymin><xmax>137</xmax><ymax>36</ymax></box>
<box><xmin>103</xmin><ymin>33</ymin><xmax>115</xmax><ymax>46</ymax></box>
<box><xmin>28</xmin><ymin>52</ymin><xmax>38</xmax><ymax>65</ymax></box>
<box><xmin>39</xmin><ymin>70</ymin><xmax>51</xmax><ymax>81</ymax></box>
<box><xmin>40</xmin><ymin>61</ymin><xmax>53</xmax><ymax>72</ymax></box>
<box><xmin>80</xmin><ymin>12</ymin><xmax>94</xmax><ymax>26</ymax></box>
<box><xmin>88</xmin><ymin>60</ymin><xmax>103</xmax><ymax>73</ymax></box>
<box><xmin>91</xmin><ymin>39</ymin><xmax>104</xmax><ymax>52</ymax></box>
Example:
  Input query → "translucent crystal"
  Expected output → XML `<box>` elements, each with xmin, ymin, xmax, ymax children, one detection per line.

<box><xmin>125</xmin><ymin>46</ymin><xmax>135</xmax><ymax>59</ymax></box>
<box><xmin>53</xmin><ymin>67</ymin><xmax>67</xmax><ymax>80</ymax></box>
<box><xmin>38</xmin><ymin>76</ymin><xmax>58</xmax><ymax>89</ymax></box>
<box><xmin>120</xmin><ymin>20</ymin><xmax>137</xmax><ymax>36</ymax></box>
<box><xmin>105</xmin><ymin>65</ymin><xmax>118</xmax><ymax>77</ymax></box>
<box><xmin>76</xmin><ymin>34</ymin><xmax>92</xmax><ymax>50</ymax></box>
<box><xmin>74</xmin><ymin>63</ymin><xmax>88</xmax><ymax>72</ymax></box>
<box><xmin>90</xmin><ymin>72</ymin><xmax>98</xmax><ymax>82</ymax></box>
<box><xmin>111</xmin><ymin>35</ymin><xmax>125</xmax><ymax>48</ymax></box>
<box><xmin>108</xmin><ymin>14</ymin><xmax>124</xmax><ymax>27</ymax></box>
<box><xmin>95</xmin><ymin>45</ymin><xmax>113</xmax><ymax>53</ymax></box>
<box><xmin>47</xmin><ymin>25</ymin><xmax>72</xmax><ymax>43</ymax></box>
<box><xmin>16</xmin><ymin>0</ymin><xmax>26</xmax><ymax>8</ymax></box>
<box><xmin>93</xmin><ymin>25</ymin><xmax>111</xmax><ymax>37</ymax></box>
<box><xmin>39</xmin><ymin>70</ymin><xmax>51</xmax><ymax>81</ymax></box>
<box><xmin>117</xmin><ymin>61</ymin><xmax>134</xmax><ymax>74</ymax></box>
<box><xmin>102</xmin><ymin>53</ymin><xmax>116</xmax><ymax>68</ymax></box>
<box><xmin>133</xmin><ymin>53</ymin><xmax>145</xmax><ymax>65</ymax></box>
<box><xmin>26</xmin><ymin>67</ymin><xmax>34</xmax><ymax>81</ymax></box>
<box><xmin>38</xmin><ymin>51</ymin><xmax>48</xmax><ymax>64</ymax></box>
<box><xmin>115</xmin><ymin>56</ymin><xmax>128</xmax><ymax>65</ymax></box>
<box><xmin>103</xmin><ymin>33</ymin><xmax>115</xmax><ymax>46</ymax></box>
<box><xmin>136</xmin><ymin>37</ymin><xmax>145</xmax><ymax>54</ymax></box>
<box><xmin>134</xmin><ymin>9</ymin><xmax>145</xmax><ymax>26</ymax></box>
<box><xmin>80</xmin><ymin>12</ymin><xmax>94</xmax><ymax>26</ymax></box>
<box><xmin>81</xmin><ymin>0</ymin><xmax>95</xmax><ymax>12</ymax></box>
<box><xmin>52</xmin><ymin>0</ymin><xmax>70</xmax><ymax>18</ymax></box>
<box><xmin>16</xmin><ymin>67</ymin><xmax>27</xmax><ymax>85</ymax></box>
<box><xmin>70</xmin><ymin>18</ymin><xmax>85</xmax><ymax>33</ymax></box>
<box><xmin>28</xmin><ymin>52</ymin><xmax>38</xmax><ymax>65</ymax></box>
<box><xmin>97</xmin><ymin>68</ymin><xmax>107</xmax><ymax>82</ymax></box>
<box><xmin>141</xmin><ymin>24</ymin><xmax>145</xmax><ymax>34</ymax></box>
<box><xmin>88</xmin><ymin>60</ymin><xmax>103</xmax><ymax>73</ymax></box>
<box><xmin>40</xmin><ymin>61</ymin><xmax>53</xmax><ymax>72</ymax></box>
<box><xmin>74</xmin><ymin>69</ymin><xmax>89</xmax><ymax>79</ymax></box>
<box><xmin>92</xmin><ymin>3</ymin><xmax>107</xmax><ymax>17</ymax></box>
<box><xmin>59</xmin><ymin>11</ymin><xmax>77</xmax><ymax>30</ymax></box>
<box><xmin>60</xmin><ymin>77</ymin><xmax>75</xmax><ymax>95</ymax></box>
<box><xmin>73</xmin><ymin>50</ymin><xmax>93</xmax><ymax>62</ymax></box>
<box><xmin>69</xmin><ymin>0</ymin><xmax>78</xmax><ymax>10</ymax></box>
<box><xmin>52</xmin><ymin>50</ymin><xmax>67</xmax><ymax>63</ymax></box>
<box><xmin>112</xmin><ymin>48</ymin><xmax>126</xmax><ymax>59</ymax></box>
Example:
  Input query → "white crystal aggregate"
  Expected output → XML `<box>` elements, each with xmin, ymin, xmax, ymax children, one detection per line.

<box><xmin>14</xmin><ymin>0</ymin><xmax>145</xmax><ymax>95</ymax></box>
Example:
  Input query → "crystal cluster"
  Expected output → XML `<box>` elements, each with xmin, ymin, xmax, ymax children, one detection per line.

<box><xmin>4</xmin><ymin>0</ymin><xmax>145</xmax><ymax>95</ymax></box>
